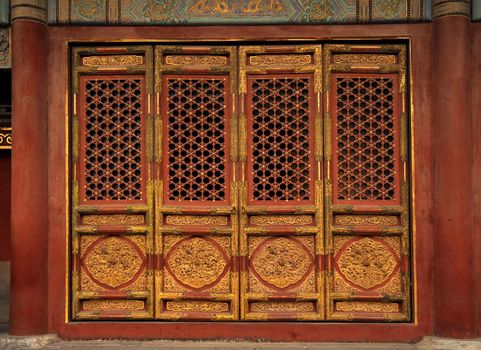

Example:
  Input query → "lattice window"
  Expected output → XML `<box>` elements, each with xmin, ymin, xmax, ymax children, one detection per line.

<box><xmin>166</xmin><ymin>78</ymin><xmax>227</xmax><ymax>202</ymax></box>
<box><xmin>250</xmin><ymin>77</ymin><xmax>312</xmax><ymax>201</ymax></box>
<box><xmin>335</xmin><ymin>77</ymin><xmax>397</xmax><ymax>201</ymax></box>
<box><xmin>83</xmin><ymin>78</ymin><xmax>144</xmax><ymax>201</ymax></box>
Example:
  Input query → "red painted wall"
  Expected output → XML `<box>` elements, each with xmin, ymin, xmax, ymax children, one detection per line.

<box><xmin>41</xmin><ymin>24</ymin><xmax>433</xmax><ymax>341</ymax></box>
<box><xmin>0</xmin><ymin>152</ymin><xmax>10</xmax><ymax>261</ymax></box>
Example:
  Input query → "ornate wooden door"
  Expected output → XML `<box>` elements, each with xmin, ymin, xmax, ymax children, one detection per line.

<box><xmin>71</xmin><ymin>46</ymin><xmax>155</xmax><ymax>319</ymax></box>
<box><xmin>238</xmin><ymin>46</ymin><xmax>324</xmax><ymax>320</ymax></box>
<box><xmin>70</xmin><ymin>43</ymin><xmax>411</xmax><ymax>322</ymax></box>
<box><xmin>154</xmin><ymin>46</ymin><xmax>239</xmax><ymax>320</ymax></box>
<box><xmin>323</xmin><ymin>44</ymin><xmax>410</xmax><ymax>321</ymax></box>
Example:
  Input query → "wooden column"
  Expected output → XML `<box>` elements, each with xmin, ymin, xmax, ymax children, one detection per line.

<box><xmin>471</xmin><ymin>21</ymin><xmax>481</xmax><ymax>339</ymax></box>
<box><xmin>9</xmin><ymin>0</ymin><xmax>49</xmax><ymax>335</ymax></box>
<box><xmin>432</xmin><ymin>0</ymin><xmax>475</xmax><ymax>338</ymax></box>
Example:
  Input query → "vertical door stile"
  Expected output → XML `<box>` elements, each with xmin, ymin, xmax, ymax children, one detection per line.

<box><xmin>154</xmin><ymin>46</ymin><xmax>239</xmax><ymax>320</ymax></box>
<box><xmin>71</xmin><ymin>46</ymin><xmax>155</xmax><ymax>320</ymax></box>
<box><xmin>324</xmin><ymin>44</ymin><xmax>411</xmax><ymax>321</ymax></box>
<box><xmin>153</xmin><ymin>47</ymin><xmax>163</xmax><ymax>319</ymax></box>
<box><xmin>239</xmin><ymin>45</ymin><xmax>324</xmax><ymax>321</ymax></box>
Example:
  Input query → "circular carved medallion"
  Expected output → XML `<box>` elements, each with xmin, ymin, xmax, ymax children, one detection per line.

<box><xmin>251</xmin><ymin>237</ymin><xmax>313</xmax><ymax>290</ymax></box>
<box><xmin>166</xmin><ymin>237</ymin><xmax>229</xmax><ymax>290</ymax></box>
<box><xmin>335</xmin><ymin>237</ymin><xmax>399</xmax><ymax>290</ymax></box>
<box><xmin>82</xmin><ymin>236</ymin><xmax>145</xmax><ymax>289</ymax></box>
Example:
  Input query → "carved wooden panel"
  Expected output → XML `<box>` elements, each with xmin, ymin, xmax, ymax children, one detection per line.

<box><xmin>324</xmin><ymin>44</ymin><xmax>410</xmax><ymax>321</ymax></box>
<box><xmin>70</xmin><ymin>44</ymin><xmax>412</xmax><ymax>323</ymax></box>
<box><xmin>239</xmin><ymin>46</ymin><xmax>324</xmax><ymax>320</ymax></box>
<box><xmin>71</xmin><ymin>47</ymin><xmax>154</xmax><ymax>320</ymax></box>
<box><xmin>155</xmin><ymin>46</ymin><xmax>239</xmax><ymax>320</ymax></box>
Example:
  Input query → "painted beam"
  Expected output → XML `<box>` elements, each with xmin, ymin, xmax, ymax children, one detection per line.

<box><xmin>47</xmin><ymin>0</ymin><xmax>432</xmax><ymax>25</ymax></box>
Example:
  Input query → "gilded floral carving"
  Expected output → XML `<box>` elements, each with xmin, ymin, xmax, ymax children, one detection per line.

<box><xmin>82</xmin><ymin>214</ymin><xmax>144</xmax><ymax>225</ymax></box>
<box><xmin>251</xmin><ymin>215</ymin><xmax>312</xmax><ymax>226</ymax></box>
<box><xmin>336</xmin><ymin>301</ymin><xmax>398</xmax><ymax>313</ymax></box>
<box><xmin>165</xmin><ymin>55</ymin><xmax>227</xmax><ymax>66</ymax></box>
<box><xmin>165</xmin><ymin>215</ymin><xmax>228</xmax><ymax>226</ymax></box>
<box><xmin>249</xmin><ymin>54</ymin><xmax>311</xmax><ymax>66</ymax></box>
<box><xmin>250</xmin><ymin>301</ymin><xmax>313</xmax><ymax>312</ymax></box>
<box><xmin>165</xmin><ymin>301</ymin><xmax>229</xmax><ymax>312</ymax></box>
<box><xmin>82</xmin><ymin>55</ymin><xmax>143</xmax><ymax>66</ymax></box>
<box><xmin>251</xmin><ymin>237</ymin><xmax>312</xmax><ymax>289</ymax></box>
<box><xmin>334</xmin><ymin>215</ymin><xmax>398</xmax><ymax>226</ymax></box>
<box><xmin>332</xmin><ymin>54</ymin><xmax>397</xmax><ymax>65</ymax></box>
<box><xmin>188</xmin><ymin>0</ymin><xmax>286</xmax><ymax>16</ymax></box>
<box><xmin>166</xmin><ymin>237</ymin><xmax>228</xmax><ymax>290</ymax></box>
<box><xmin>83</xmin><ymin>299</ymin><xmax>144</xmax><ymax>311</ymax></box>
<box><xmin>82</xmin><ymin>236</ymin><xmax>144</xmax><ymax>289</ymax></box>
<box><xmin>336</xmin><ymin>238</ymin><xmax>398</xmax><ymax>290</ymax></box>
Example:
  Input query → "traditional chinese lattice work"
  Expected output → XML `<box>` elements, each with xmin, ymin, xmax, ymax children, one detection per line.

<box><xmin>167</xmin><ymin>78</ymin><xmax>227</xmax><ymax>202</ymax></box>
<box><xmin>83</xmin><ymin>78</ymin><xmax>143</xmax><ymax>201</ymax></box>
<box><xmin>335</xmin><ymin>77</ymin><xmax>397</xmax><ymax>201</ymax></box>
<box><xmin>250</xmin><ymin>77</ymin><xmax>311</xmax><ymax>201</ymax></box>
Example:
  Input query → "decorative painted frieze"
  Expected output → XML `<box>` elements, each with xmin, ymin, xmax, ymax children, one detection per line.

<box><xmin>48</xmin><ymin>0</ymin><xmax>432</xmax><ymax>25</ymax></box>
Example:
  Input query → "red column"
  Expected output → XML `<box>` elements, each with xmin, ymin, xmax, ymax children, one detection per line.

<box><xmin>9</xmin><ymin>2</ymin><xmax>49</xmax><ymax>334</ymax></box>
<box><xmin>471</xmin><ymin>22</ymin><xmax>481</xmax><ymax>339</ymax></box>
<box><xmin>432</xmin><ymin>2</ymin><xmax>475</xmax><ymax>338</ymax></box>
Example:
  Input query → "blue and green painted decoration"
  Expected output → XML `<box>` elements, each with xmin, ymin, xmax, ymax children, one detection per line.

<box><xmin>1</xmin><ymin>0</ymin><xmax>480</xmax><ymax>25</ymax></box>
<box><xmin>47</xmin><ymin>0</ymin><xmax>433</xmax><ymax>24</ymax></box>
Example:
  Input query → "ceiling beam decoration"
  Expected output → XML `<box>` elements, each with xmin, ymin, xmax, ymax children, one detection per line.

<box><xmin>47</xmin><ymin>0</ymin><xmax>433</xmax><ymax>25</ymax></box>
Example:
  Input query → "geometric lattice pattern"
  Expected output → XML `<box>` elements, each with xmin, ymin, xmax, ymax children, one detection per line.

<box><xmin>250</xmin><ymin>77</ymin><xmax>311</xmax><ymax>201</ymax></box>
<box><xmin>83</xmin><ymin>78</ymin><xmax>143</xmax><ymax>201</ymax></box>
<box><xmin>167</xmin><ymin>78</ymin><xmax>227</xmax><ymax>201</ymax></box>
<box><xmin>335</xmin><ymin>77</ymin><xmax>396</xmax><ymax>201</ymax></box>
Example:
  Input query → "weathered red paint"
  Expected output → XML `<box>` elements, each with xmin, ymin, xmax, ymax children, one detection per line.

<box><xmin>470</xmin><ymin>22</ymin><xmax>481</xmax><ymax>339</ymax></box>
<box><xmin>433</xmin><ymin>16</ymin><xmax>476</xmax><ymax>338</ymax></box>
<box><xmin>10</xmin><ymin>20</ymin><xmax>49</xmax><ymax>335</ymax></box>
